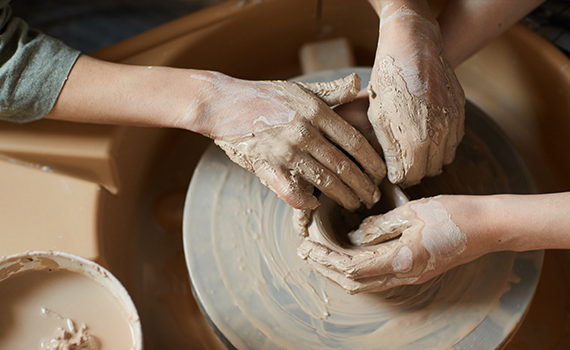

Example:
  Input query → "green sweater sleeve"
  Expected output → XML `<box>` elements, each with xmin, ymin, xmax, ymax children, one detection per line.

<box><xmin>0</xmin><ymin>0</ymin><xmax>80</xmax><ymax>123</ymax></box>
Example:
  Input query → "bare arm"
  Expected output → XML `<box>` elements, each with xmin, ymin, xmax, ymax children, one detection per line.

<box><xmin>46</xmin><ymin>55</ymin><xmax>203</xmax><ymax>129</ymax></box>
<box><xmin>481</xmin><ymin>192</ymin><xmax>570</xmax><ymax>251</ymax></box>
<box><xmin>437</xmin><ymin>0</ymin><xmax>546</xmax><ymax>67</ymax></box>
<box><xmin>46</xmin><ymin>55</ymin><xmax>386</xmax><ymax>211</ymax></box>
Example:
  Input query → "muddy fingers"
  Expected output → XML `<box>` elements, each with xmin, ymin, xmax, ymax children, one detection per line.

<box><xmin>299</xmin><ymin>197</ymin><xmax>477</xmax><ymax>294</ymax></box>
<box><xmin>305</xmin><ymin>130</ymin><xmax>380</xmax><ymax>208</ymax></box>
<box><xmin>297</xmin><ymin>73</ymin><xmax>361</xmax><ymax>106</ymax></box>
<box><xmin>311</xmin><ymin>108</ymin><xmax>386</xmax><ymax>186</ymax></box>
<box><xmin>205</xmin><ymin>73</ymin><xmax>384</xmax><ymax>211</ymax></box>
<box><xmin>367</xmin><ymin>3</ymin><xmax>465</xmax><ymax>187</ymax></box>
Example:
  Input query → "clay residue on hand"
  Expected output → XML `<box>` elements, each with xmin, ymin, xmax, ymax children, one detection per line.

<box><xmin>214</xmin><ymin>73</ymin><xmax>384</xmax><ymax>211</ymax></box>
<box><xmin>368</xmin><ymin>55</ymin><xmax>464</xmax><ymax>186</ymax></box>
<box><xmin>296</xmin><ymin>73</ymin><xmax>362</xmax><ymax>106</ymax></box>
<box><xmin>366</xmin><ymin>4</ymin><xmax>465</xmax><ymax>187</ymax></box>
<box><xmin>411</xmin><ymin>199</ymin><xmax>467</xmax><ymax>272</ymax></box>
<box><xmin>348</xmin><ymin>203</ymin><xmax>414</xmax><ymax>246</ymax></box>
<box><xmin>299</xmin><ymin>197</ymin><xmax>468</xmax><ymax>294</ymax></box>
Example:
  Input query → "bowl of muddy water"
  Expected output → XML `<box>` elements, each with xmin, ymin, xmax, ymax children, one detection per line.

<box><xmin>0</xmin><ymin>251</ymin><xmax>142</xmax><ymax>350</ymax></box>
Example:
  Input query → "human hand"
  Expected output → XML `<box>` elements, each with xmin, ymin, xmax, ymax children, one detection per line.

<box><xmin>333</xmin><ymin>89</ymin><xmax>382</xmax><ymax>155</ymax></box>
<box><xmin>298</xmin><ymin>196</ymin><xmax>489</xmax><ymax>294</ymax></box>
<box><xmin>367</xmin><ymin>1</ymin><xmax>465</xmax><ymax>187</ymax></box>
<box><xmin>191</xmin><ymin>71</ymin><xmax>386</xmax><ymax>211</ymax></box>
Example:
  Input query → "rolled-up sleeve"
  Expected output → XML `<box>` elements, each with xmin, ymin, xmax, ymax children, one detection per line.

<box><xmin>0</xmin><ymin>0</ymin><xmax>80</xmax><ymax>122</ymax></box>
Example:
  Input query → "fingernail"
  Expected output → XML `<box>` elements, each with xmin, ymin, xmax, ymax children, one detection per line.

<box><xmin>348</xmin><ymin>229</ymin><xmax>365</xmax><ymax>246</ymax></box>
<box><xmin>342</xmin><ymin>195</ymin><xmax>361</xmax><ymax>212</ymax></box>
<box><xmin>306</xmin><ymin>195</ymin><xmax>321</xmax><ymax>210</ymax></box>
<box><xmin>387</xmin><ymin>167</ymin><xmax>404</xmax><ymax>184</ymax></box>
<box><xmin>362</xmin><ymin>187</ymin><xmax>381</xmax><ymax>210</ymax></box>
<box><xmin>372</xmin><ymin>187</ymin><xmax>381</xmax><ymax>203</ymax></box>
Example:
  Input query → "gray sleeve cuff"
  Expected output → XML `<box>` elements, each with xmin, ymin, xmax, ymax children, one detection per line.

<box><xmin>0</xmin><ymin>4</ymin><xmax>81</xmax><ymax>123</ymax></box>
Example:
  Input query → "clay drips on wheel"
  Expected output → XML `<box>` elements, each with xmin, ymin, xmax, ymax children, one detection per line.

<box><xmin>197</xmin><ymin>146</ymin><xmax>525</xmax><ymax>349</ymax></box>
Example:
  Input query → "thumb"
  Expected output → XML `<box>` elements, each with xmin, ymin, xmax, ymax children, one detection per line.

<box><xmin>297</xmin><ymin>73</ymin><xmax>361</xmax><ymax>106</ymax></box>
<box><xmin>349</xmin><ymin>211</ymin><xmax>409</xmax><ymax>246</ymax></box>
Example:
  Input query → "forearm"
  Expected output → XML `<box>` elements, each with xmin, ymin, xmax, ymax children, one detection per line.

<box><xmin>440</xmin><ymin>193</ymin><xmax>570</xmax><ymax>254</ymax></box>
<box><xmin>46</xmin><ymin>54</ymin><xmax>206</xmax><ymax>131</ymax></box>
<box><xmin>437</xmin><ymin>0</ymin><xmax>545</xmax><ymax>67</ymax></box>
<box><xmin>491</xmin><ymin>192</ymin><xmax>570</xmax><ymax>251</ymax></box>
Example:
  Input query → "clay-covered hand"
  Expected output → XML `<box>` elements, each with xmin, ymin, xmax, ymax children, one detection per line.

<box><xmin>333</xmin><ymin>89</ymin><xmax>382</xmax><ymax>155</ymax></box>
<box><xmin>298</xmin><ymin>196</ymin><xmax>487</xmax><ymax>294</ymax></box>
<box><xmin>190</xmin><ymin>71</ymin><xmax>386</xmax><ymax>211</ymax></box>
<box><xmin>368</xmin><ymin>1</ymin><xmax>465</xmax><ymax>187</ymax></box>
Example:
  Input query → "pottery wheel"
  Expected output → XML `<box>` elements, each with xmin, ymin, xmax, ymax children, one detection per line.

<box><xmin>183</xmin><ymin>68</ymin><xmax>543</xmax><ymax>350</ymax></box>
